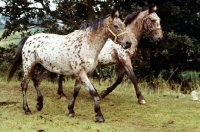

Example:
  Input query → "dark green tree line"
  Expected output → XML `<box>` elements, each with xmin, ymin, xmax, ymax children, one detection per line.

<box><xmin>0</xmin><ymin>0</ymin><xmax>200</xmax><ymax>85</ymax></box>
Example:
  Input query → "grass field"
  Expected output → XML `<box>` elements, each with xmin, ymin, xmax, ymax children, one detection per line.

<box><xmin>1</xmin><ymin>76</ymin><xmax>200</xmax><ymax>132</ymax></box>
<box><xmin>0</xmin><ymin>27</ymin><xmax>39</xmax><ymax>47</ymax></box>
<box><xmin>1</xmin><ymin>26</ymin><xmax>200</xmax><ymax>132</ymax></box>
<box><xmin>0</xmin><ymin>29</ymin><xmax>21</xmax><ymax>47</ymax></box>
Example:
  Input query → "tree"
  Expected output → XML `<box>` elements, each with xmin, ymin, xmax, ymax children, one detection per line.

<box><xmin>0</xmin><ymin>0</ymin><xmax>133</xmax><ymax>39</ymax></box>
<box><xmin>0</xmin><ymin>0</ymin><xmax>200</xmax><ymax>84</ymax></box>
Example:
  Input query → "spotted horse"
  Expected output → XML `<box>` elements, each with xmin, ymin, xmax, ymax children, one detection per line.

<box><xmin>56</xmin><ymin>6</ymin><xmax>163</xmax><ymax>104</ymax></box>
<box><xmin>7</xmin><ymin>10</ymin><xmax>132</xmax><ymax>122</ymax></box>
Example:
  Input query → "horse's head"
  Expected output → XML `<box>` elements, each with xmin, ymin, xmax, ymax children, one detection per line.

<box><xmin>143</xmin><ymin>6</ymin><xmax>163</xmax><ymax>42</ymax></box>
<box><xmin>106</xmin><ymin>10</ymin><xmax>132</xmax><ymax>49</ymax></box>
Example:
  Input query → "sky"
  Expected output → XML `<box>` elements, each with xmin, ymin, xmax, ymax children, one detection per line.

<box><xmin>0</xmin><ymin>0</ymin><xmax>56</xmax><ymax>24</ymax></box>
<box><xmin>0</xmin><ymin>0</ymin><xmax>56</xmax><ymax>10</ymax></box>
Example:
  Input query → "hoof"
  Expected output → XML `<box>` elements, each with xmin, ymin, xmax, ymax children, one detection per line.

<box><xmin>25</xmin><ymin>111</ymin><xmax>32</xmax><ymax>115</ymax></box>
<box><xmin>96</xmin><ymin>96</ymin><xmax>100</xmax><ymax>101</ymax></box>
<box><xmin>138</xmin><ymin>99</ymin><xmax>146</xmax><ymax>105</ymax></box>
<box><xmin>58</xmin><ymin>93</ymin><xmax>67</xmax><ymax>100</ymax></box>
<box><xmin>59</xmin><ymin>95</ymin><xmax>67</xmax><ymax>100</ymax></box>
<box><xmin>95</xmin><ymin>116</ymin><xmax>105</xmax><ymax>122</ymax></box>
<box><xmin>36</xmin><ymin>104</ymin><xmax>43</xmax><ymax>111</ymax></box>
<box><xmin>68</xmin><ymin>113</ymin><xmax>75</xmax><ymax>118</ymax></box>
<box><xmin>100</xmin><ymin>90</ymin><xmax>108</xmax><ymax>99</ymax></box>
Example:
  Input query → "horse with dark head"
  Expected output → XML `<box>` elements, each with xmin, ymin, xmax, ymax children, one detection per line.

<box><xmin>100</xmin><ymin>6</ymin><xmax>163</xmax><ymax>104</ymax></box>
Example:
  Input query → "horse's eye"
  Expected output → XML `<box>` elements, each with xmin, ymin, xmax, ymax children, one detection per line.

<box><xmin>114</xmin><ymin>25</ymin><xmax>118</xmax><ymax>29</ymax></box>
<box><xmin>151</xmin><ymin>20</ymin><xmax>156</xmax><ymax>23</ymax></box>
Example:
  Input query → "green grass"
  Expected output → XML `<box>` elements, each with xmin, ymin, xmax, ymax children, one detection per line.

<box><xmin>0</xmin><ymin>30</ymin><xmax>22</xmax><ymax>47</ymax></box>
<box><xmin>1</xmin><ymin>77</ymin><xmax>200</xmax><ymax>132</ymax></box>
<box><xmin>0</xmin><ymin>28</ymin><xmax>40</xmax><ymax>47</ymax></box>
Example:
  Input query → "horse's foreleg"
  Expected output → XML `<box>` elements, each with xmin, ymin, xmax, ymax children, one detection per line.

<box><xmin>68</xmin><ymin>79</ymin><xmax>81</xmax><ymax>117</ymax></box>
<box><xmin>57</xmin><ymin>75</ymin><xmax>67</xmax><ymax>99</ymax></box>
<box><xmin>70</xmin><ymin>73</ymin><xmax>104</xmax><ymax>122</ymax></box>
<box><xmin>100</xmin><ymin>64</ymin><xmax>146</xmax><ymax>104</ymax></box>
<box><xmin>101</xmin><ymin>66</ymin><xmax>125</xmax><ymax>98</ymax></box>
<box><xmin>82</xmin><ymin>73</ymin><xmax>104</xmax><ymax>122</ymax></box>
<box><xmin>126</xmin><ymin>69</ymin><xmax>146</xmax><ymax>104</ymax></box>
<box><xmin>32</xmin><ymin>69</ymin><xmax>51</xmax><ymax>111</ymax></box>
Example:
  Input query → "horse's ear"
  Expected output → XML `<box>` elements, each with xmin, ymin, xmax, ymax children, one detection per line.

<box><xmin>111</xmin><ymin>10</ymin><xmax>119</xmax><ymax>19</ymax></box>
<box><xmin>149</xmin><ymin>6</ymin><xmax>157</xmax><ymax>13</ymax></box>
<box><xmin>137</xmin><ymin>6</ymin><xmax>142</xmax><ymax>10</ymax></box>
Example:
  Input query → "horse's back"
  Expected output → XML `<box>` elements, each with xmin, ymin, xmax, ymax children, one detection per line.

<box><xmin>22</xmin><ymin>33</ymin><xmax>77</xmax><ymax>75</ymax></box>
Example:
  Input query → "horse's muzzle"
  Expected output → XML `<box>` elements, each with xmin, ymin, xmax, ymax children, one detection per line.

<box><xmin>153</xmin><ymin>35</ymin><xmax>163</xmax><ymax>42</ymax></box>
<box><xmin>122</xmin><ymin>41</ymin><xmax>132</xmax><ymax>49</ymax></box>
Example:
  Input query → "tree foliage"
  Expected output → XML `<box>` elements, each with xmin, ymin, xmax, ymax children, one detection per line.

<box><xmin>0</xmin><ymin>0</ymin><xmax>200</xmax><ymax>84</ymax></box>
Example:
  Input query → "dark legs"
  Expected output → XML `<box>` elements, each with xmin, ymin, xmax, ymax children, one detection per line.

<box><xmin>68</xmin><ymin>80</ymin><xmax>81</xmax><ymax>117</ymax></box>
<box><xmin>68</xmin><ymin>72</ymin><xmax>104</xmax><ymax>122</ymax></box>
<box><xmin>57</xmin><ymin>75</ymin><xmax>99</xmax><ymax>100</ymax></box>
<box><xmin>21</xmin><ymin>64</ymin><xmax>37</xmax><ymax>114</ymax></box>
<box><xmin>126</xmin><ymin>68</ymin><xmax>146</xmax><ymax>104</ymax></box>
<box><xmin>57</xmin><ymin>75</ymin><xmax>67</xmax><ymax>99</ymax></box>
<box><xmin>21</xmin><ymin>78</ymin><xmax>32</xmax><ymax>114</ymax></box>
<box><xmin>101</xmin><ymin>65</ymin><xmax>146</xmax><ymax>104</ymax></box>
<box><xmin>101</xmin><ymin>66</ymin><xmax>125</xmax><ymax>98</ymax></box>
<box><xmin>32</xmin><ymin>69</ymin><xmax>51</xmax><ymax>111</ymax></box>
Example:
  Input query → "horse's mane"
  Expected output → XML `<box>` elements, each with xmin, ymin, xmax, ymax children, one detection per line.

<box><xmin>124</xmin><ymin>7</ymin><xmax>149</xmax><ymax>26</ymax></box>
<box><xmin>80</xmin><ymin>14</ymin><xmax>110</xmax><ymax>31</ymax></box>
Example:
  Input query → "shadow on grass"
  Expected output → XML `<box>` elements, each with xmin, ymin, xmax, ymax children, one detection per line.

<box><xmin>0</xmin><ymin>101</ymin><xmax>18</xmax><ymax>106</ymax></box>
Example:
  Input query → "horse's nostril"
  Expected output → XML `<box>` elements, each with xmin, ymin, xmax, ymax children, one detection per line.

<box><xmin>157</xmin><ymin>37</ymin><xmax>163</xmax><ymax>41</ymax></box>
<box><xmin>126</xmin><ymin>41</ymin><xmax>132</xmax><ymax>47</ymax></box>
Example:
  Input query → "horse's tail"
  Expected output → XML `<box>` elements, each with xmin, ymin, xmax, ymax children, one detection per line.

<box><xmin>7</xmin><ymin>36</ymin><xmax>29</xmax><ymax>81</ymax></box>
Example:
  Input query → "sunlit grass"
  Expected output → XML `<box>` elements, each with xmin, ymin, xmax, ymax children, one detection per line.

<box><xmin>0</xmin><ymin>28</ymin><xmax>40</xmax><ymax>47</ymax></box>
<box><xmin>1</xmin><ymin>76</ymin><xmax>200</xmax><ymax>132</ymax></box>
<box><xmin>0</xmin><ymin>30</ymin><xmax>22</xmax><ymax>47</ymax></box>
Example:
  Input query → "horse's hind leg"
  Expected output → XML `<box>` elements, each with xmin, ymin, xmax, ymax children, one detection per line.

<box><xmin>68</xmin><ymin>79</ymin><xmax>81</xmax><ymax>117</ymax></box>
<box><xmin>32</xmin><ymin>68</ymin><xmax>51</xmax><ymax>111</ymax></box>
<box><xmin>57</xmin><ymin>75</ymin><xmax>67</xmax><ymax>99</ymax></box>
<box><xmin>21</xmin><ymin>65</ymin><xmax>36</xmax><ymax>114</ymax></box>
<box><xmin>21</xmin><ymin>76</ymin><xmax>32</xmax><ymax>114</ymax></box>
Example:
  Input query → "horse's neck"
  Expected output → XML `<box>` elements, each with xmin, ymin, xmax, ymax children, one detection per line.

<box><xmin>126</xmin><ymin>11</ymin><xmax>147</xmax><ymax>42</ymax></box>
<box><xmin>86</xmin><ymin>27</ymin><xmax>108</xmax><ymax>54</ymax></box>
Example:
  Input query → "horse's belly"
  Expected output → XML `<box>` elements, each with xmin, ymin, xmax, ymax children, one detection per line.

<box><xmin>39</xmin><ymin>56</ymin><xmax>73</xmax><ymax>75</ymax></box>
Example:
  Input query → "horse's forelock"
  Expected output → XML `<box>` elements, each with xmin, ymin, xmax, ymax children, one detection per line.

<box><xmin>111</xmin><ymin>10</ymin><xmax>119</xmax><ymax>19</ymax></box>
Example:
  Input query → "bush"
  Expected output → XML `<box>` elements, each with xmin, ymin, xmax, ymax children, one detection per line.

<box><xmin>0</xmin><ymin>43</ymin><xmax>17</xmax><ymax>74</ymax></box>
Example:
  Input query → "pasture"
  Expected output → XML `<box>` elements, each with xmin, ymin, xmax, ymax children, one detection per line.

<box><xmin>1</xmin><ymin>76</ymin><xmax>200</xmax><ymax>132</ymax></box>
<box><xmin>0</xmin><ymin>29</ymin><xmax>21</xmax><ymax>47</ymax></box>
<box><xmin>0</xmin><ymin>27</ymin><xmax>200</xmax><ymax>132</ymax></box>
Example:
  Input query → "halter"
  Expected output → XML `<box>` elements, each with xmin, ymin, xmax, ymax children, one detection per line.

<box><xmin>106</xmin><ymin>23</ymin><xmax>127</xmax><ymax>43</ymax></box>
<box><xmin>143</xmin><ymin>17</ymin><xmax>161</xmax><ymax>34</ymax></box>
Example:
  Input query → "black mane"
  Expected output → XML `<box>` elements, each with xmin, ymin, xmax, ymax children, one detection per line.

<box><xmin>124</xmin><ymin>7</ymin><xmax>149</xmax><ymax>26</ymax></box>
<box><xmin>80</xmin><ymin>14</ymin><xmax>110</xmax><ymax>31</ymax></box>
